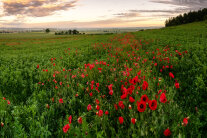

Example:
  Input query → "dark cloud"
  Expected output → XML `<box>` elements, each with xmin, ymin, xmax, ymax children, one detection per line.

<box><xmin>130</xmin><ymin>7</ymin><xmax>190</xmax><ymax>14</ymax></box>
<box><xmin>114</xmin><ymin>7</ymin><xmax>190</xmax><ymax>20</ymax></box>
<box><xmin>2</xmin><ymin>0</ymin><xmax>78</xmax><ymax>17</ymax></box>
<box><xmin>151</xmin><ymin>0</ymin><xmax>207</xmax><ymax>10</ymax></box>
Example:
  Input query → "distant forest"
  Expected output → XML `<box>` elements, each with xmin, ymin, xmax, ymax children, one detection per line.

<box><xmin>165</xmin><ymin>8</ymin><xmax>207</xmax><ymax>27</ymax></box>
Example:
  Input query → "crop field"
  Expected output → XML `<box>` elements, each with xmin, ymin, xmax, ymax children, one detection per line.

<box><xmin>0</xmin><ymin>21</ymin><xmax>206</xmax><ymax>137</ymax></box>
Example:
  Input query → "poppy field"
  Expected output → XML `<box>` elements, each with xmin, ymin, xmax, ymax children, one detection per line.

<box><xmin>0</xmin><ymin>21</ymin><xmax>207</xmax><ymax>137</ymax></box>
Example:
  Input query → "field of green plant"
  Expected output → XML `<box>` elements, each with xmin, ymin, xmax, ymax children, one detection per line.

<box><xmin>0</xmin><ymin>21</ymin><xmax>206</xmax><ymax>137</ymax></box>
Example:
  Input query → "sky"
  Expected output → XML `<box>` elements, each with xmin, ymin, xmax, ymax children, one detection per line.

<box><xmin>0</xmin><ymin>0</ymin><xmax>207</xmax><ymax>28</ymax></box>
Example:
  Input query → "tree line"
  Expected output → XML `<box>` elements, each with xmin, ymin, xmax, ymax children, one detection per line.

<box><xmin>55</xmin><ymin>29</ymin><xmax>83</xmax><ymax>35</ymax></box>
<box><xmin>45</xmin><ymin>29</ymin><xmax>84</xmax><ymax>35</ymax></box>
<box><xmin>165</xmin><ymin>8</ymin><xmax>207</xmax><ymax>27</ymax></box>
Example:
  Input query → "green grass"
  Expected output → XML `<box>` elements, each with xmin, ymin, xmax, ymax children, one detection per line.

<box><xmin>0</xmin><ymin>21</ymin><xmax>206</xmax><ymax>137</ymax></box>
<box><xmin>0</xmin><ymin>33</ymin><xmax>113</xmax><ymax>57</ymax></box>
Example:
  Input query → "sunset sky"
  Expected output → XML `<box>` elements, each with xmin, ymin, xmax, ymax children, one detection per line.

<box><xmin>0</xmin><ymin>0</ymin><xmax>206</xmax><ymax>28</ymax></box>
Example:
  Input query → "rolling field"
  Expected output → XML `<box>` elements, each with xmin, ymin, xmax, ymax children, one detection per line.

<box><xmin>0</xmin><ymin>21</ymin><xmax>206</xmax><ymax>137</ymax></box>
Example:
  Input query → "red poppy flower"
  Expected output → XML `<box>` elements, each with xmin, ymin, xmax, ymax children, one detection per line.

<box><xmin>91</xmin><ymin>85</ymin><xmax>94</xmax><ymax>90</ymax></box>
<box><xmin>3</xmin><ymin>97</ymin><xmax>6</xmax><ymax>100</ymax></box>
<box><xmin>108</xmin><ymin>84</ymin><xmax>113</xmax><ymax>90</ymax></box>
<box><xmin>37</xmin><ymin>64</ymin><xmax>39</xmax><ymax>69</ymax></box>
<box><xmin>63</xmin><ymin>124</ymin><xmax>70</xmax><ymax>133</ymax></box>
<box><xmin>78</xmin><ymin>117</ymin><xmax>82</xmax><ymax>124</ymax></box>
<box><xmin>129</xmin><ymin>96</ymin><xmax>135</xmax><ymax>103</ymax></box>
<box><xmin>96</xmin><ymin>105</ymin><xmax>100</xmax><ymax>110</ymax></box>
<box><xmin>158</xmin><ymin>89</ymin><xmax>162</xmax><ymax>94</ymax></box>
<box><xmin>163</xmin><ymin>128</ymin><xmax>171</xmax><ymax>136</ymax></box>
<box><xmin>121</xmin><ymin>94</ymin><xmax>127</xmax><ymax>99</ymax></box>
<box><xmin>119</xmin><ymin>116</ymin><xmax>124</xmax><ymax>124</ymax></box>
<box><xmin>7</xmin><ymin>100</ymin><xmax>10</xmax><ymax>105</ymax></box>
<box><xmin>105</xmin><ymin>110</ymin><xmax>109</xmax><ymax>115</ymax></box>
<box><xmin>96</xmin><ymin>83</ymin><xmax>99</xmax><ymax>87</ymax></box>
<box><xmin>89</xmin><ymin>92</ymin><xmax>93</xmax><ymax>97</ymax></box>
<box><xmin>160</xmin><ymin>93</ymin><xmax>167</xmax><ymax>103</ymax></box>
<box><xmin>182</xmin><ymin>117</ymin><xmax>189</xmax><ymax>126</ymax></box>
<box><xmin>109</xmin><ymin>90</ymin><xmax>113</xmax><ymax>95</ymax></box>
<box><xmin>131</xmin><ymin>118</ymin><xmax>136</xmax><ymax>124</ymax></box>
<box><xmin>59</xmin><ymin>98</ymin><xmax>63</xmax><ymax>103</ymax></box>
<box><xmin>141</xmin><ymin>95</ymin><xmax>149</xmax><ymax>103</ymax></box>
<box><xmin>169</xmin><ymin>72</ymin><xmax>174</xmax><ymax>78</ymax></box>
<box><xmin>175</xmin><ymin>82</ymin><xmax>179</xmax><ymax>89</ymax></box>
<box><xmin>142</xmin><ymin>81</ymin><xmax>148</xmax><ymax>90</ymax></box>
<box><xmin>87</xmin><ymin>104</ymin><xmax>92</xmax><ymax>111</ymax></box>
<box><xmin>98</xmin><ymin>110</ymin><xmax>103</xmax><ymax>117</ymax></box>
<box><xmin>137</xmin><ymin>101</ymin><xmax>146</xmax><ymax>112</ymax></box>
<box><xmin>96</xmin><ymin>99</ymin><xmax>100</xmax><ymax>104</ymax></box>
<box><xmin>118</xmin><ymin>101</ymin><xmax>125</xmax><ymax>109</ymax></box>
<box><xmin>148</xmin><ymin>100</ymin><xmax>157</xmax><ymax>110</ymax></box>
<box><xmin>81</xmin><ymin>73</ymin><xmax>85</xmax><ymax>78</ymax></box>
<box><xmin>68</xmin><ymin>115</ymin><xmax>72</xmax><ymax>124</ymax></box>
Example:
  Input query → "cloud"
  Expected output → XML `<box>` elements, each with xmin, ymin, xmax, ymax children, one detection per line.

<box><xmin>151</xmin><ymin>0</ymin><xmax>207</xmax><ymax>10</ymax></box>
<box><xmin>2</xmin><ymin>0</ymin><xmax>78</xmax><ymax>17</ymax></box>
<box><xmin>113</xmin><ymin>7</ymin><xmax>190</xmax><ymax>21</ymax></box>
<box><xmin>113</xmin><ymin>12</ymin><xmax>140</xmax><ymax>18</ymax></box>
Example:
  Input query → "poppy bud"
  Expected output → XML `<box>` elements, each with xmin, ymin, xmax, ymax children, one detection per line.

<box><xmin>68</xmin><ymin>115</ymin><xmax>72</xmax><ymax>124</ymax></box>
<box><xmin>46</xmin><ymin>104</ymin><xmax>49</xmax><ymax>109</ymax></box>
<box><xmin>51</xmin><ymin>97</ymin><xmax>54</xmax><ymax>102</ymax></box>
<box><xmin>128</xmin><ymin>104</ymin><xmax>132</xmax><ymax>109</ymax></box>
<box><xmin>131</xmin><ymin>118</ymin><xmax>136</xmax><ymax>124</ymax></box>
<box><xmin>195</xmin><ymin>107</ymin><xmax>198</xmax><ymax>112</ymax></box>
<box><xmin>78</xmin><ymin>117</ymin><xmax>82</xmax><ymax>124</ymax></box>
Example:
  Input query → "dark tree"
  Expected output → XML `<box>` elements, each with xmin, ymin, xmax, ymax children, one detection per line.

<box><xmin>45</xmin><ymin>28</ymin><xmax>50</xmax><ymax>33</ymax></box>
<box><xmin>165</xmin><ymin>8</ymin><xmax>207</xmax><ymax>27</ymax></box>
<box><xmin>72</xmin><ymin>29</ymin><xmax>79</xmax><ymax>35</ymax></box>
<box><xmin>68</xmin><ymin>30</ymin><xmax>72</xmax><ymax>35</ymax></box>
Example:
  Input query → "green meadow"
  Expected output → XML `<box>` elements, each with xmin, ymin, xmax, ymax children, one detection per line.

<box><xmin>0</xmin><ymin>21</ymin><xmax>206</xmax><ymax>137</ymax></box>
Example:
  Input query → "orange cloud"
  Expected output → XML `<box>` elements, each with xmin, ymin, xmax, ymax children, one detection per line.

<box><xmin>2</xmin><ymin>0</ymin><xmax>78</xmax><ymax>17</ymax></box>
